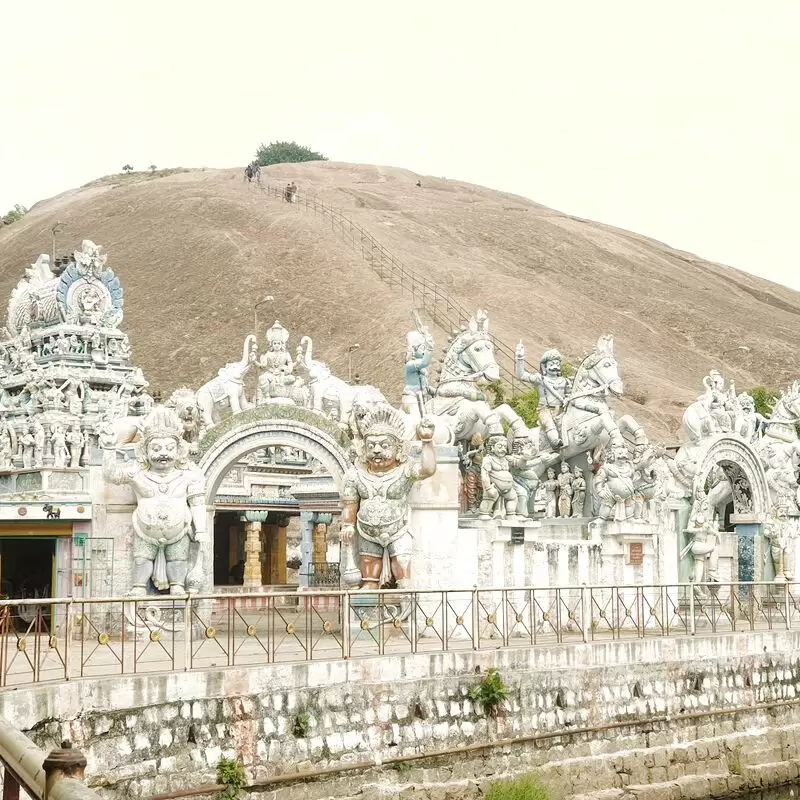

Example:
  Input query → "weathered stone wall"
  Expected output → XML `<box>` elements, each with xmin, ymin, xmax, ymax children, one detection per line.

<box><xmin>4</xmin><ymin>632</ymin><xmax>800</xmax><ymax>799</ymax></box>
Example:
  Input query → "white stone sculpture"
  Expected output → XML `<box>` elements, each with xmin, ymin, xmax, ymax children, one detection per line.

<box><xmin>401</xmin><ymin>310</ymin><xmax>434</xmax><ymax>414</ymax></box>
<box><xmin>517</xmin><ymin>335</ymin><xmax>647</xmax><ymax>467</ymax></box>
<box><xmin>593</xmin><ymin>444</ymin><xmax>637</xmax><ymax>522</ymax></box>
<box><xmin>764</xmin><ymin>512</ymin><xmax>794</xmax><ymax>582</ymax></box>
<box><xmin>101</xmin><ymin>406</ymin><xmax>208</xmax><ymax>596</ymax></box>
<box><xmin>67</xmin><ymin>424</ymin><xmax>83</xmax><ymax>468</ymax></box>
<box><xmin>196</xmin><ymin>334</ymin><xmax>257</xmax><ymax>431</ymax></box>
<box><xmin>295</xmin><ymin>335</ymin><xmax>356</xmax><ymax>426</ymax></box>
<box><xmin>479</xmin><ymin>435</ymin><xmax>535</xmax><ymax>519</ymax></box>
<box><xmin>571</xmin><ymin>466</ymin><xmax>586</xmax><ymax>518</ymax></box>
<box><xmin>681</xmin><ymin>501</ymin><xmax>720</xmax><ymax>597</ymax></box>
<box><xmin>557</xmin><ymin>462</ymin><xmax>573</xmax><ymax>517</ymax></box>
<box><xmin>256</xmin><ymin>321</ymin><xmax>308</xmax><ymax>406</ymax></box>
<box><xmin>52</xmin><ymin>425</ymin><xmax>68</xmax><ymax>468</ymax></box>
<box><xmin>543</xmin><ymin>468</ymin><xmax>559</xmax><ymax>519</ymax></box>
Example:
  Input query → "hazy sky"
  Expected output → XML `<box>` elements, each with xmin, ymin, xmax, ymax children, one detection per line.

<box><xmin>2</xmin><ymin>2</ymin><xmax>798</xmax><ymax>289</ymax></box>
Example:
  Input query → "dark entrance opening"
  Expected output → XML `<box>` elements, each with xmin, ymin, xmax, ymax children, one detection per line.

<box><xmin>0</xmin><ymin>537</ymin><xmax>55</xmax><ymax>631</ymax></box>
<box><xmin>213</xmin><ymin>511</ymin><xmax>244</xmax><ymax>585</ymax></box>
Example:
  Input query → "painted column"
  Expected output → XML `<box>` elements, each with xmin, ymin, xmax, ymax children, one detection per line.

<box><xmin>732</xmin><ymin>516</ymin><xmax>761</xmax><ymax>584</ymax></box>
<box><xmin>242</xmin><ymin>520</ymin><xmax>263</xmax><ymax>588</ymax></box>
<box><xmin>299</xmin><ymin>511</ymin><xmax>314</xmax><ymax>588</ymax></box>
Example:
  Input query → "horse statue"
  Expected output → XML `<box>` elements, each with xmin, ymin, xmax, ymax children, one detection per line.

<box><xmin>554</xmin><ymin>335</ymin><xmax>647</xmax><ymax>465</ymax></box>
<box><xmin>401</xmin><ymin>310</ymin><xmax>531</xmax><ymax>446</ymax></box>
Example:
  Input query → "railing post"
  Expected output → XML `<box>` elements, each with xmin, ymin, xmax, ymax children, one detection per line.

<box><xmin>63</xmin><ymin>600</ymin><xmax>73</xmax><ymax>681</ymax></box>
<box><xmin>42</xmin><ymin>741</ymin><xmax>87</xmax><ymax>800</ymax></box>
<box><xmin>689</xmin><ymin>585</ymin><xmax>696</xmax><ymax>636</ymax></box>
<box><xmin>183</xmin><ymin>595</ymin><xmax>192</xmax><ymax>671</ymax></box>
<box><xmin>342</xmin><ymin>592</ymin><xmax>351</xmax><ymax>660</ymax></box>
<box><xmin>785</xmin><ymin>583</ymin><xmax>792</xmax><ymax>630</ymax></box>
<box><xmin>581</xmin><ymin>586</ymin><xmax>588</xmax><ymax>643</ymax></box>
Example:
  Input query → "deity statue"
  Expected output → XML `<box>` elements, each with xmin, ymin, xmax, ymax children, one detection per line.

<box><xmin>681</xmin><ymin>502</ymin><xmax>720</xmax><ymax>597</ymax></box>
<box><xmin>593</xmin><ymin>444</ymin><xmax>637</xmax><ymax>522</ymax></box>
<box><xmin>52</xmin><ymin>425</ymin><xmax>68</xmax><ymax>468</ymax></box>
<box><xmin>401</xmin><ymin>310</ymin><xmax>435</xmax><ymax>414</ymax></box>
<box><xmin>702</xmin><ymin>370</ymin><xmax>735</xmax><ymax>433</ymax></box>
<box><xmin>515</xmin><ymin>343</ymin><xmax>571</xmax><ymax>450</ymax></box>
<box><xmin>733</xmin><ymin>392</ymin><xmax>761</xmax><ymax>443</ymax></box>
<box><xmin>0</xmin><ymin>417</ymin><xmax>16</xmax><ymax>470</ymax></box>
<box><xmin>256</xmin><ymin>321</ymin><xmax>306</xmax><ymax>405</ymax></box>
<box><xmin>509</xmin><ymin>437</ymin><xmax>540</xmax><ymax>517</ymax></box>
<box><xmin>571</xmin><ymin>465</ymin><xmax>586</xmax><ymax>518</ymax></box>
<box><xmin>32</xmin><ymin>418</ymin><xmax>45</xmax><ymax>467</ymax></box>
<box><xmin>101</xmin><ymin>406</ymin><xmax>208</xmax><ymax>595</ymax></box>
<box><xmin>74</xmin><ymin>240</ymin><xmax>107</xmax><ymax>279</ymax></box>
<box><xmin>543</xmin><ymin>468</ymin><xmax>559</xmax><ymax>519</ymax></box>
<box><xmin>67</xmin><ymin>424</ymin><xmax>83</xmax><ymax>468</ymax></box>
<box><xmin>340</xmin><ymin>406</ymin><xmax>436</xmax><ymax>591</ymax></box>
<box><xmin>460</xmin><ymin>434</ymin><xmax>484</xmax><ymax>514</ymax></box>
<box><xmin>479</xmin><ymin>435</ymin><xmax>535</xmax><ymax>519</ymax></box>
<box><xmin>20</xmin><ymin>426</ymin><xmax>35</xmax><ymax>469</ymax></box>
<box><xmin>557</xmin><ymin>462</ymin><xmax>573</xmax><ymax>517</ymax></box>
<box><xmin>764</xmin><ymin>513</ymin><xmax>794</xmax><ymax>582</ymax></box>
<box><xmin>60</xmin><ymin>377</ymin><xmax>84</xmax><ymax>416</ymax></box>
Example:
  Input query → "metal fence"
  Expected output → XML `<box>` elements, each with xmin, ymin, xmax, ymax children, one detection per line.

<box><xmin>256</xmin><ymin>181</ymin><xmax>536</xmax><ymax>393</ymax></box>
<box><xmin>0</xmin><ymin>582</ymin><xmax>797</xmax><ymax>688</ymax></box>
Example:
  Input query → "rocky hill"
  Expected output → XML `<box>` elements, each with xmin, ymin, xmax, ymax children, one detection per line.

<box><xmin>2</xmin><ymin>162</ymin><xmax>798</xmax><ymax>440</ymax></box>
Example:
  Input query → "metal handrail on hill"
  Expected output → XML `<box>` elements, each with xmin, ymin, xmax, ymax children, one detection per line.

<box><xmin>255</xmin><ymin>181</ymin><xmax>535</xmax><ymax>392</ymax></box>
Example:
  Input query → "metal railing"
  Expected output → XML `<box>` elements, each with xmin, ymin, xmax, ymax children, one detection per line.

<box><xmin>0</xmin><ymin>582</ymin><xmax>797</xmax><ymax>688</ymax></box>
<box><xmin>256</xmin><ymin>181</ymin><xmax>536</xmax><ymax>392</ymax></box>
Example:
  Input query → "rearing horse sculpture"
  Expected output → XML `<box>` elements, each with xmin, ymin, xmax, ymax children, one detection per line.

<box><xmin>555</xmin><ymin>335</ymin><xmax>647</xmax><ymax>465</ymax></box>
<box><xmin>402</xmin><ymin>310</ymin><xmax>531</xmax><ymax>445</ymax></box>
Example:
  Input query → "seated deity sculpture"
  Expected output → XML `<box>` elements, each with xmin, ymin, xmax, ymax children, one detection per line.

<box><xmin>101</xmin><ymin>406</ymin><xmax>208</xmax><ymax>596</ymax></box>
<box><xmin>340</xmin><ymin>406</ymin><xmax>436</xmax><ymax>591</ymax></box>
<box><xmin>256</xmin><ymin>321</ymin><xmax>307</xmax><ymax>406</ymax></box>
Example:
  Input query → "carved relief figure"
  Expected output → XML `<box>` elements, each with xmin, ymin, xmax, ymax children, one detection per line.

<box><xmin>340</xmin><ymin>407</ymin><xmax>436</xmax><ymax>591</ymax></box>
<box><xmin>764</xmin><ymin>513</ymin><xmax>794</xmax><ymax>582</ymax></box>
<box><xmin>479</xmin><ymin>435</ymin><xmax>528</xmax><ymax>519</ymax></box>
<box><xmin>516</xmin><ymin>344</ymin><xmax>571</xmax><ymax>450</ymax></box>
<box><xmin>460</xmin><ymin>434</ymin><xmax>484</xmax><ymax>513</ymax></box>
<box><xmin>52</xmin><ymin>425</ymin><xmax>68</xmax><ymax>468</ymax></box>
<box><xmin>67</xmin><ymin>424</ymin><xmax>83</xmax><ymax>468</ymax></box>
<box><xmin>20</xmin><ymin>426</ymin><xmax>35</xmax><ymax>469</ymax></box>
<box><xmin>557</xmin><ymin>462</ymin><xmax>573</xmax><ymax>517</ymax></box>
<box><xmin>543</xmin><ymin>468</ymin><xmax>559</xmax><ymax>519</ymax></box>
<box><xmin>401</xmin><ymin>310</ymin><xmax>435</xmax><ymax>414</ymax></box>
<box><xmin>571</xmin><ymin>466</ymin><xmax>586</xmax><ymax>518</ymax></box>
<box><xmin>256</xmin><ymin>321</ymin><xmax>307</xmax><ymax>405</ymax></box>
<box><xmin>593</xmin><ymin>444</ymin><xmax>637</xmax><ymax>522</ymax></box>
<box><xmin>101</xmin><ymin>406</ymin><xmax>207</xmax><ymax>595</ymax></box>
<box><xmin>681</xmin><ymin>503</ymin><xmax>720</xmax><ymax>597</ymax></box>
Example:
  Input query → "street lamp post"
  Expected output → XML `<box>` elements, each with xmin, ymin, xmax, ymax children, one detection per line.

<box><xmin>51</xmin><ymin>222</ymin><xmax>66</xmax><ymax>266</ymax></box>
<box><xmin>347</xmin><ymin>344</ymin><xmax>360</xmax><ymax>383</ymax></box>
<box><xmin>253</xmin><ymin>295</ymin><xmax>274</xmax><ymax>339</ymax></box>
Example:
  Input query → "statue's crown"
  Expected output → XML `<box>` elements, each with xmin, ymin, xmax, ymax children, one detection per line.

<box><xmin>267</xmin><ymin>321</ymin><xmax>289</xmax><ymax>345</ymax></box>
<box><xmin>360</xmin><ymin>404</ymin><xmax>406</xmax><ymax>440</ymax></box>
<box><xmin>141</xmin><ymin>405</ymin><xmax>184</xmax><ymax>443</ymax></box>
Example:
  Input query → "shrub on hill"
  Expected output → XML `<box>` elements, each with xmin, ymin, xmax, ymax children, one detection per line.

<box><xmin>255</xmin><ymin>141</ymin><xmax>327</xmax><ymax>166</ymax></box>
<box><xmin>747</xmin><ymin>386</ymin><xmax>778</xmax><ymax>418</ymax></box>
<box><xmin>2</xmin><ymin>204</ymin><xmax>27</xmax><ymax>226</ymax></box>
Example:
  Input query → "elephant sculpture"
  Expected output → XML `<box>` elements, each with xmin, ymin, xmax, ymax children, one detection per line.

<box><xmin>197</xmin><ymin>335</ymin><xmax>257</xmax><ymax>431</ymax></box>
<box><xmin>295</xmin><ymin>336</ymin><xmax>355</xmax><ymax>426</ymax></box>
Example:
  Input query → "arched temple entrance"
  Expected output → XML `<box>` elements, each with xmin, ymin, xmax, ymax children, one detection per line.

<box><xmin>692</xmin><ymin>436</ymin><xmax>771</xmax><ymax>583</ymax></box>
<box><xmin>197</xmin><ymin>407</ymin><xmax>351</xmax><ymax>592</ymax></box>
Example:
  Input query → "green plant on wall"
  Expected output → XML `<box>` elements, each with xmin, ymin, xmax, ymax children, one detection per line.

<box><xmin>486</xmin><ymin>775</ymin><xmax>549</xmax><ymax>800</ymax></box>
<box><xmin>469</xmin><ymin>668</ymin><xmax>509</xmax><ymax>716</ymax></box>
<box><xmin>293</xmin><ymin>712</ymin><xmax>310</xmax><ymax>738</ymax></box>
<box><xmin>216</xmin><ymin>757</ymin><xmax>245</xmax><ymax>800</ymax></box>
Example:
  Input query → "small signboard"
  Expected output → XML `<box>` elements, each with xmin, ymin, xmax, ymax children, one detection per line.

<box><xmin>510</xmin><ymin>527</ymin><xmax>525</xmax><ymax>545</ymax></box>
<box><xmin>629</xmin><ymin>542</ymin><xmax>644</xmax><ymax>566</ymax></box>
<box><xmin>73</xmin><ymin>533</ymin><xmax>88</xmax><ymax>547</ymax></box>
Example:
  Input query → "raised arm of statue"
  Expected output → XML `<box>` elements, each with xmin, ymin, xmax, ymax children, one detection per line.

<box><xmin>515</xmin><ymin>341</ymin><xmax>542</xmax><ymax>385</ymax></box>
<box><xmin>100</xmin><ymin>437</ymin><xmax>138</xmax><ymax>485</ymax></box>
<box><xmin>187</xmin><ymin>480</ymin><xmax>209</xmax><ymax>543</ymax></box>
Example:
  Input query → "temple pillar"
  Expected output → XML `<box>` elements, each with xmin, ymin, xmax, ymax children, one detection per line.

<box><xmin>298</xmin><ymin>511</ymin><xmax>314</xmax><ymax>588</ymax></box>
<box><xmin>242</xmin><ymin>520</ymin><xmax>263</xmax><ymax>588</ymax></box>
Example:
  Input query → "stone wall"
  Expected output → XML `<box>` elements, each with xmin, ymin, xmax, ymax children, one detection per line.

<box><xmin>4</xmin><ymin>632</ymin><xmax>800</xmax><ymax>798</ymax></box>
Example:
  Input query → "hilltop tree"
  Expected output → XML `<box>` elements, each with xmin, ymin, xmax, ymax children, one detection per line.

<box><xmin>122</xmin><ymin>164</ymin><xmax>133</xmax><ymax>174</ymax></box>
<box><xmin>2</xmin><ymin>204</ymin><xmax>28</xmax><ymax>226</ymax></box>
<box><xmin>149</xmin><ymin>164</ymin><xmax>157</xmax><ymax>173</ymax></box>
<box><xmin>254</xmin><ymin>141</ymin><xmax>327</xmax><ymax>167</ymax></box>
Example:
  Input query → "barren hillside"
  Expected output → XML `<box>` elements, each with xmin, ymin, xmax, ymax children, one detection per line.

<box><xmin>2</xmin><ymin>163</ymin><xmax>798</xmax><ymax>440</ymax></box>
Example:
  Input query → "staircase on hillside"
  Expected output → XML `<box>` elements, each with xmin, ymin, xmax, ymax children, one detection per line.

<box><xmin>252</xmin><ymin>180</ymin><xmax>536</xmax><ymax>392</ymax></box>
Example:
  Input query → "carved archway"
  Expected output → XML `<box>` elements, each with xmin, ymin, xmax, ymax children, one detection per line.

<box><xmin>197</xmin><ymin>405</ymin><xmax>351</xmax><ymax>504</ymax></box>
<box><xmin>693</xmin><ymin>436</ymin><xmax>770</xmax><ymax>520</ymax></box>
